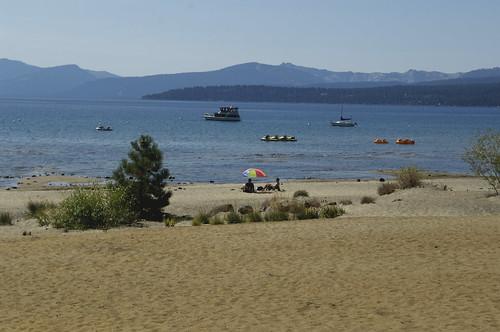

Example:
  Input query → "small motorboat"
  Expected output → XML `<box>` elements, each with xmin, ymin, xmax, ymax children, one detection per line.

<box><xmin>261</xmin><ymin>135</ymin><xmax>297</xmax><ymax>142</ymax></box>
<box><xmin>373</xmin><ymin>138</ymin><xmax>389</xmax><ymax>144</ymax></box>
<box><xmin>396</xmin><ymin>138</ymin><xmax>415</xmax><ymax>145</ymax></box>
<box><xmin>331</xmin><ymin>119</ymin><xmax>357</xmax><ymax>127</ymax></box>
<box><xmin>96</xmin><ymin>125</ymin><xmax>113</xmax><ymax>131</ymax></box>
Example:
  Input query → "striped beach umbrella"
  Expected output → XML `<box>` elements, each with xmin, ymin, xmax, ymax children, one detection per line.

<box><xmin>242</xmin><ymin>168</ymin><xmax>267</xmax><ymax>178</ymax></box>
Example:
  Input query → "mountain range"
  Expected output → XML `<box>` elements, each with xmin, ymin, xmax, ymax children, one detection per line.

<box><xmin>1</xmin><ymin>58</ymin><xmax>500</xmax><ymax>99</ymax></box>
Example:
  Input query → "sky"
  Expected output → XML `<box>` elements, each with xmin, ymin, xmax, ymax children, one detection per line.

<box><xmin>1</xmin><ymin>0</ymin><xmax>499</xmax><ymax>76</ymax></box>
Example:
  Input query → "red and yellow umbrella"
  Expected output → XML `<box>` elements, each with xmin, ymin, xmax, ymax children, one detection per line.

<box><xmin>242</xmin><ymin>168</ymin><xmax>267</xmax><ymax>178</ymax></box>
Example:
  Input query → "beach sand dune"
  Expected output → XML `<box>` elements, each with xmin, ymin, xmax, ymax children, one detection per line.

<box><xmin>1</xmin><ymin>216</ymin><xmax>499</xmax><ymax>331</ymax></box>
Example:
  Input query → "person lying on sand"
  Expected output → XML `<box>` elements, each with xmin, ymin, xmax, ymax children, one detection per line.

<box><xmin>258</xmin><ymin>178</ymin><xmax>282</xmax><ymax>192</ymax></box>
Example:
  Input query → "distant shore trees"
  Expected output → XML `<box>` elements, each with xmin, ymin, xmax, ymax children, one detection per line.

<box><xmin>143</xmin><ymin>83</ymin><xmax>500</xmax><ymax>107</ymax></box>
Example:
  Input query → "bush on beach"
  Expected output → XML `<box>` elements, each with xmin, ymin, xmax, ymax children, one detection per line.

<box><xmin>226</xmin><ymin>211</ymin><xmax>243</xmax><ymax>224</ymax></box>
<box><xmin>360</xmin><ymin>196</ymin><xmax>376</xmax><ymax>204</ymax></box>
<box><xmin>164</xmin><ymin>218</ymin><xmax>177</xmax><ymax>227</ymax></box>
<box><xmin>209</xmin><ymin>215</ymin><xmax>225</xmax><ymax>225</ymax></box>
<box><xmin>42</xmin><ymin>186</ymin><xmax>137</xmax><ymax>230</ymax></box>
<box><xmin>193</xmin><ymin>212</ymin><xmax>210</xmax><ymax>225</ymax></box>
<box><xmin>319</xmin><ymin>205</ymin><xmax>345</xmax><ymax>218</ymax></box>
<box><xmin>378</xmin><ymin>182</ymin><xmax>399</xmax><ymax>195</ymax></box>
<box><xmin>26</xmin><ymin>201</ymin><xmax>56</xmax><ymax>219</ymax></box>
<box><xmin>295</xmin><ymin>207</ymin><xmax>319</xmax><ymax>220</ymax></box>
<box><xmin>293</xmin><ymin>190</ymin><xmax>309</xmax><ymax>198</ymax></box>
<box><xmin>398</xmin><ymin>166</ymin><xmax>422</xmax><ymax>189</ymax></box>
<box><xmin>244</xmin><ymin>211</ymin><xmax>263</xmax><ymax>222</ymax></box>
<box><xmin>264</xmin><ymin>209</ymin><xmax>289</xmax><ymax>222</ymax></box>
<box><xmin>0</xmin><ymin>212</ymin><xmax>13</xmax><ymax>225</ymax></box>
<box><xmin>463</xmin><ymin>130</ymin><xmax>500</xmax><ymax>195</ymax></box>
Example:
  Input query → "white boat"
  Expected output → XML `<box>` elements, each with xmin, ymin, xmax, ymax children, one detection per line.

<box><xmin>331</xmin><ymin>119</ymin><xmax>357</xmax><ymax>127</ymax></box>
<box><xmin>331</xmin><ymin>105</ymin><xmax>357</xmax><ymax>127</ymax></box>
<box><xmin>96</xmin><ymin>125</ymin><xmax>113</xmax><ymax>131</ymax></box>
<box><xmin>204</xmin><ymin>106</ymin><xmax>241</xmax><ymax>121</ymax></box>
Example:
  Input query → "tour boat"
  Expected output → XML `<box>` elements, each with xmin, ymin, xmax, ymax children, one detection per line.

<box><xmin>204</xmin><ymin>106</ymin><xmax>241</xmax><ymax>121</ymax></box>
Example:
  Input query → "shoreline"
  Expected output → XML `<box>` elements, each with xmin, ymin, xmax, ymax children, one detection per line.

<box><xmin>1</xmin><ymin>168</ymin><xmax>474</xmax><ymax>191</ymax></box>
<box><xmin>1</xmin><ymin>174</ymin><xmax>498</xmax><ymax>237</ymax></box>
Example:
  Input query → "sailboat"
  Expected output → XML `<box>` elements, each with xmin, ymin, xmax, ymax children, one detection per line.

<box><xmin>331</xmin><ymin>104</ymin><xmax>357</xmax><ymax>127</ymax></box>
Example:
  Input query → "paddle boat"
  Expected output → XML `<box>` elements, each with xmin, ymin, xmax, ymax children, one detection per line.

<box><xmin>373</xmin><ymin>138</ymin><xmax>389</xmax><ymax>144</ymax></box>
<box><xmin>396</xmin><ymin>138</ymin><xmax>415</xmax><ymax>145</ymax></box>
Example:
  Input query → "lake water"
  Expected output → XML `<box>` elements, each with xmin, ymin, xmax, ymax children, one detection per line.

<box><xmin>0</xmin><ymin>98</ymin><xmax>499</xmax><ymax>185</ymax></box>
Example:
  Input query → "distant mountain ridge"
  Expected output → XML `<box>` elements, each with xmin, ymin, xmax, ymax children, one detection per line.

<box><xmin>1</xmin><ymin>58</ymin><xmax>500</xmax><ymax>99</ymax></box>
<box><xmin>0</xmin><ymin>59</ymin><xmax>118</xmax><ymax>97</ymax></box>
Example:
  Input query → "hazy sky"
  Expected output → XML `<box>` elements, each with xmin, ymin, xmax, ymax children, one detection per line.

<box><xmin>1</xmin><ymin>0</ymin><xmax>499</xmax><ymax>76</ymax></box>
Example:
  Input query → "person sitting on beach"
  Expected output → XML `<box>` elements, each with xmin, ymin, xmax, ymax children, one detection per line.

<box><xmin>243</xmin><ymin>178</ymin><xmax>255</xmax><ymax>193</ymax></box>
<box><xmin>274</xmin><ymin>178</ymin><xmax>281</xmax><ymax>191</ymax></box>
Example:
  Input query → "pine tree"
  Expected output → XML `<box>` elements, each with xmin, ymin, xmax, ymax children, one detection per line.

<box><xmin>113</xmin><ymin>135</ymin><xmax>172</xmax><ymax>220</ymax></box>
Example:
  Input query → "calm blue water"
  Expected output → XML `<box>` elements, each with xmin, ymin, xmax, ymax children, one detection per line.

<box><xmin>0</xmin><ymin>98</ymin><xmax>499</xmax><ymax>185</ymax></box>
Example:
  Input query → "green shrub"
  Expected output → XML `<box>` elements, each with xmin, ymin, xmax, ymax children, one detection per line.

<box><xmin>209</xmin><ymin>215</ymin><xmax>225</xmax><ymax>225</ymax></box>
<box><xmin>45</xmin><ymin>186</ymin><xmax>137</xmax><ymax>230</ymax></box>
<box><xmin>361</xmin><ymin>196</ymin><xmax>376</xmax><ymax>204</ymax></box>
<box><xmin>295</xmin><ymin>207</ymin><xmax>319</xmax><ymax>220</ymax></box>
<box><xmin>304</xmin><ymin>198</ymin><xmax>321</xmax><ymax>208</ymax></box>
<box><xmin>264</xmin><ymin>210</ymin><xmax>289</xmax><ymax>222</ymax></box>
<box><xmin>398</xmin><ymin>167</ymin><xmax>422</xmax><ymax>189</ymax></box>
<box><xmin>463</xmin><ymin>130</ymin><xmax>500</xmax><ymax>195</ymax></box>
<box><xmin>164</xmin><ymin>218</ymin><xmax>177</xmax><ymax>227</ymax></box>
<box><xmin>0</xmin><ymin>212</ymin><xmax>13</xmax><ymax>226</ymax></box>
<box><xmin>193</xmin><ymin>212</ymin><xmax>210</xmax><ymax>225</ymax></box>
<box><xmin>226</xmin><ymin>211</ymin><xmax>243</xmax><ymax>224</ymax></box>
<box><xmin>377</xmin><ymin>182</ymin><xmax>398</xmax><ymax>196</ymax></box>
<box><xmin>26</xmin><ymin>201</ymin><xmax>56</xmax><ymax>219</ymax></box>
<box><xmin>245</xmin><ymin>211</ymin><xmax>263</xmax><ymax>222</ymax></box>
<box><xmin>339</xmin><ymin>199</ymin><xmax>352</xmax><ymax>205</ymax></box>
<box><xmin>293</xmin><ymin>190</ymin><xmax>309</xmax><ymax>198</ymax></box>
<box><xmin>289</xmin><ymin>200</ymin><xmax>306</xmax><ymax>216</ymax></box>
<box><xmin>319</xmin><ymin>205</ymin><xmax>345</xmax><ymax>218</ymax></box>
<box><xmin>261</xmin><ymin>195</ymin><xmax>286</xmax><ymax>212</ymax></box>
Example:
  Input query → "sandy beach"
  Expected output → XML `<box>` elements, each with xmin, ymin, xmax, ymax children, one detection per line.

<box><xmin>1</xmin><ymin>175</ymin><xmax>500</xmax><ymax>330</ymax></box>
